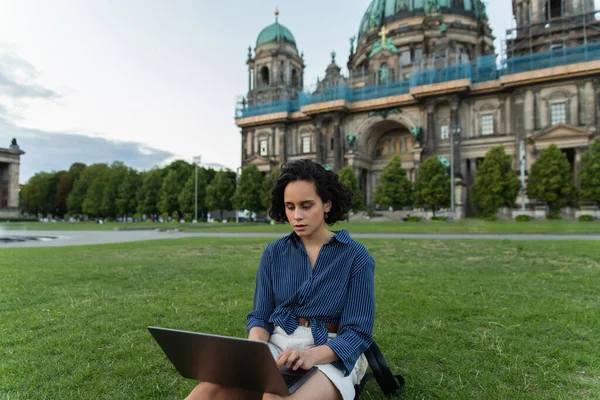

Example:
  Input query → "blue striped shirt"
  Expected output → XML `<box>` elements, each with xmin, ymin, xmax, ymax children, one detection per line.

<box><xmin>246</xmin><ymin>229</ymin><xmax>375</xmax><ymax>376</ymax></box>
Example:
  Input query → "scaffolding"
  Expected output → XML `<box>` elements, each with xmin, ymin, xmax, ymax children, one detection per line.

<box><xmin>504</xmin><ymin>8</ymin><xmax>600</xmax><ymax>60</ymax></box>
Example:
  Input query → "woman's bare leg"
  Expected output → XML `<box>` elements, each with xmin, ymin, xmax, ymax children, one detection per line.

<box><xmin>186</xmin><ymin>382</ymin><xmax>262</xmax><ymax>400</ymax></box>
<box><xmin>262</xmin><ymin>371</ymin><xmax>343</xmax><ymax>400</ymax></box>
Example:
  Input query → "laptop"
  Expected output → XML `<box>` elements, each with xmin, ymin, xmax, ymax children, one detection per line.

<box><xmin>148</xmin><ymin>326</ymin><xmax>318</xmax><ymax>396</ymax></box>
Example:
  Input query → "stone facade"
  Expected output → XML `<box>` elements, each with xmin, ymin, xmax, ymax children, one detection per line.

<box><xmin>0</xmin><ymin>139</ymin><xmax>25</xmax><ymax>218</ymax></box>
<box><xmin>236</xmin><ymin>2</ymin><xmax>600</xmax><ymax>218</ymax></box>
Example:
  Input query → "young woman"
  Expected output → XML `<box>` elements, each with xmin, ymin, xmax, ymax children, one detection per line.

<box><xmin>187</xmin><ymin>159</ymin><xmax>375</xmax><ymax>400</ymax></box>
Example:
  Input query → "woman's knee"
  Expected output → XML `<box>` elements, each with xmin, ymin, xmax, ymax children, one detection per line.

<box><xmin>185</xmin><ymin>382</ymin><xmax>220</xmax><ymax>400</ymax></box>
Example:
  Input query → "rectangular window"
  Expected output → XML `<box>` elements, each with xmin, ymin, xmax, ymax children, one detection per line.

<box><xmin>414</xmin><ymin>48</ymin><xmax>423</xmax><ymax>64</ymax></box>
<box><xmin>481</xmin><ymin>114</ymin><xmax>494</xmax><ymax>136</ymax></box>
<box><xmin>260</xmin><ymin>139</ymin><xmax>268</xmax><ymax>156</ymax></box>
<box><xmin>302</xmin><ymin>136</ymin><xmax>311</xmax><ymax>154</ymax></box>
<box><xmin>400</xmin><ymin>51</ymin><xmax>411</xmax><ymax>66</ymax></box>
<box><xmin>440</xmin><ymin>125</ymin><xmax>449</xmax><ymax>140</ymax></box>
<box><xmin>551</xmin><ymin>102</ymin><xmax>567</xmax><ymax>125</ymax></box>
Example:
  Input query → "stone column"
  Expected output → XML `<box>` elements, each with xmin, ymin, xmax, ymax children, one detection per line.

<box><xmin>524</xmin><ymin>89</ymin><xmax>534</xmax><ymax>133</ymax></box>
<box><xmin>540</xmin><ymin>98</ymin><xmax>548</xmax><ymax>129</ymax></box>
<box><xmin>241</xmin><ymin>129</ymin><xmax>246</xmax><ymax>164</ymax></box>
<box><xmin>570</xmin><ymin>95</ymin><xmax>578</xmax><ymax>126</ymax></box>
<box><xmin>450</xmin><ymin>96</ymin><xmax>462</xmax><ymax>180</ymax></box>
<box><xmin>271</xmin><ymin>128</ymin><xmax>276</xmax><ymax>158</ymax></box>
<box><xmin>504</xmin><ymin>97</ymin><xmax>512</xmax><ymax>135</ymax></box>
<box><xmin>248</xmin><ymin>67</ymin><xmax>252</xmax><ymax>92</ymax></box>
<box><xmin>425</xmin><ymin>100</ymin><xmax>436</xmax><ymax>156</ymax></box>
<box><xmin>252</xmin><ymin>131</ymin><xmax>256</xmax><ymax>155</ymax></box>
<box><xmin>584</xmin><ymin>80</ymin><xmax>595</xmax><ymax>127</ymax></box>
<box><xmin>8</xmin><ymin>162</ymin><xmax>20</xmax><ymax>209</ymax></box>
<box><xmin>280</xmin><ymin>125</ymin><xmax>287</xmax><ymax>163</ymax></box>
<box><xmin>314</xmin><ymin>117</ymin><xmax>324</xmax><ymax>164</ymax></box>
<box><xmin>332</xmin><ymin>114</ymin><xmax>345</xmax><ymax>172</ymax></box>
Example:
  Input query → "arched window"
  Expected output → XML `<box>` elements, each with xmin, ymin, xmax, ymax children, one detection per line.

<box><xmin>291</xmin><ymin>69</ymin><xmax>299</xmax><ymax>87</ymax></box>
<box><xmin>260</xmin><ymin>66</ymin><xmax>270</xmax><ymax>86</ymax></box>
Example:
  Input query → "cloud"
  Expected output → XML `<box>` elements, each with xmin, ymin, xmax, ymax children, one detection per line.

<box><xmin>0</xmin><ymin>49</ymin><xmax>177</xmax><ymax>183</ymax></box>
<box><xmin>0</xmin><ymin>52</ymin><xmax>59</xmax><ymax>99</ymax></box>
<box><xmin>0</xmin><ymin>118</ymin><xmax>177</xmax><ymax>183</ymax></box>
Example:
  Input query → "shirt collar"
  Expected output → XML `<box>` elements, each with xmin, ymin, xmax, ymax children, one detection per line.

<box><xmin>283</xmin><ymin>229</ymin><xmax>351</xmax><ymax>245</ymax></box>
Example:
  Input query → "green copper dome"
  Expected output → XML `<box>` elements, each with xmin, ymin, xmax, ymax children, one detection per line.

<box><xmin>256</xmin><ymin>22</ymin><xmax>296</xmax><ymax>47</ymax></box>
<box><xmin>358</xmin><ymin>0</ymin><xmax>488</xmax><ymax>39</ymax></box>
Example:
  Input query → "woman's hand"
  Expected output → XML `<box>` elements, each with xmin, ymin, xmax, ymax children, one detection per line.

<box><xmin>276</xmin><ymin>348</ymin><xmax>316</xmax><ymax>371</ymax></box>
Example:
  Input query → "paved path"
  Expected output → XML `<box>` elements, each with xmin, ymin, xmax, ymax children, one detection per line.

<box><xmin>1</xmin><ymin>230</ymin><xmax>599</xmax><ymax>248</ymax></box>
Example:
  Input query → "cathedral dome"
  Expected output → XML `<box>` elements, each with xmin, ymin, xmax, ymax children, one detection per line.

<box><xmin>358</xmin><ymin>0</ymin><xmax>487</xmax><ymax>39</ymax></box>
<box><xmin>256</xmin><ymin>21</ymin><xmax>296</xmax><ymax>47</ymax></box>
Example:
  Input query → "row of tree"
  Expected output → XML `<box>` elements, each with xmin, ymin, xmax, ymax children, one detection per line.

<box><xmin>20</xmin><ymin>160</ymin><xmax>277</xmax><ymax>221</ymax></box>
<box><xmin>19</xmin><ymin>140</ymin><xmax>600</xmax><ymax>221</ymax></box>
<box><xmin>371</xmin><ymin>140</ymin><xmax>600</xmax><ymax>218</ymax></box>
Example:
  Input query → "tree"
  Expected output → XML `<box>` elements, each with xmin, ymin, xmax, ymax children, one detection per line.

<box><xmin>178</xmin><ymin>167</ymin><xmax>209</xmax><ymax>219</ymax></box>
<box><xmin>68</xmin><ymin>162</ymin><xmax>87</xmax><ymax>182</ymax></box>
<box><xmin>100</xmin><ymin>161</ymin><xmax>127</xmax><ymax>218</ymax></box>
<box><xmin>580</xmin><ymin>139</ymin><xmax>600</xmax><ymax>206</ymax></box>
<box><xmin>261</xmin><ymin>167</ymin><xmax>280</xmax><ymax>211</ymax></box>
<box><xmin>21</xmin><ymin>173</ymin><xmax>48</xmax><ymax>216</ymax></box>
<box><xmin>414</xmin><ymin>156</ymin><xmax>451</xmax><ymax>216</ymax></box>
<box><xmin>527</xmin><ymin>144</ymin><xmax>577</xmax><ymax>215</ymax></box>
<box><xmin>55</xmin><ymin>171</ymin><xmax>73</xmax><ymax>217</ymax></box>
<box><xmin>206</xmin><ymin>170</ymin><xmax>236</xmax><ymax>220</ymax></box>
<box><xmin>158</xmin><ymin>170</ymin><xmax>180</xmax><ymax>218</ymax></box>
<box><xmin>21</xmin><ymin>171</ymin><xmax>60</xmax><ymax>217</ymax></box>
<box><xmin>164</xmin><ymin>160</ymin><xmax>193</xmax><ymax>189</ymax></box>
<box><xmin>68</xmin><ymin>163</ymin><xmax>107</xmax><ymax>216</ymax></box>
<box><xmin>83</xmin><ymin>167</ymin><xmax>109</xmax><ymax>218</ymax></box>
<box><xmin>470</xmin><ymin>146</ymin><xmax>521</xmax><ymax>218</ymax></box>
<box><xmin>137</xmin><ymin>168</ymin><xmax>164</xmax><ymax>218</ymax></box>
<box><xmin>373</xmin><ymin>156</ymin><xmax>413</xmax><ymax>210</ymax></box>
<box><xmin>116</xmin><ymin>168</ymin><xmax>141</xmax><ymax>220</ymax></box>
<box><xmin>234</xmin><ymin>165</ymin><xmax>265</xmax><ymax>219</ymax></box>
<box><xmin>338</xmin><ymin>167</ymin><xmax>364</xmax><ymax>212</ymax></box>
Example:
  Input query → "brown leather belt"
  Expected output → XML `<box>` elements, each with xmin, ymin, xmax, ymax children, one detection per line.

<box><xmin>298</xmin><ymin>317</ymin><xmax>339</xmax><ymax>334</ymax></box>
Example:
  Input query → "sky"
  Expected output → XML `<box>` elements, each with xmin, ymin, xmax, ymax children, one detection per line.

<box><xmin>0</xmin><ymin>0</ymin><xmax>586</xmax><ymax>183</ymax></box>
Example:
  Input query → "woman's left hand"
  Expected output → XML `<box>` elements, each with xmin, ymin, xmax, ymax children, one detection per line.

<box><xmin>276</xmin><ymin>348</ymin><xmax>316</xmax><ymax>371</ymax></box>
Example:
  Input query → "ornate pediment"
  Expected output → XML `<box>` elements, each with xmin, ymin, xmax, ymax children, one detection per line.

<box><xmin>246</xmin><ymin>154</ymin><xmax>272</xmax><ymax>165</ymax></box>
<box><xmin>530</xmin><ymin>124</ymin><xmax>593</xmax><ymax>143</ymax></box>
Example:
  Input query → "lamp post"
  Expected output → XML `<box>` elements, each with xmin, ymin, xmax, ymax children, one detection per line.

<box><xmin>519</xmin><ymin>139</ymin><xmax>526</xmax><ymax>211</ymax></box>
<box><xmin>193</xmin><ymin>156</ymin><xmax>202</xmax><ymax>223</ymax></box>
<box><xmin>450</xmin><ymin>125</ymin><xmax>461</xmax><ymax>219</ymax></box>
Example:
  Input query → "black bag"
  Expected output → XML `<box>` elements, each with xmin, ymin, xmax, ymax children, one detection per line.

<box><xmin>354</xmin><ymin>341</ymin><xmax>405</xmax><ymax>399</ymax></box>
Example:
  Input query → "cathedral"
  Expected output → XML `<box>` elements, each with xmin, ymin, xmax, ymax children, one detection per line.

<box><xmin>235</xmin><ymin>0</ymin><xmax>600</xmax><ymax>218</ymax></box>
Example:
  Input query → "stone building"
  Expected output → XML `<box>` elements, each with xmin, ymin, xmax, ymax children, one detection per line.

<box><xmin>235</xmin><ymin>1</ymin><xmax>600</xmax><ymax>218</ymax></box>
<box><xmin>0</xmin><ymin>138</ymin><xmax>25</xmax><ymax>218</ymax></box>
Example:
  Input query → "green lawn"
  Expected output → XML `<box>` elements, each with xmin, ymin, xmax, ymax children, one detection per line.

<box><xmin>2</xmin><ymin>219</ymin><xmax>600</xmax><ymax>234</ymax></box>
<box><xmin>1</xmin><ymin>238</ymin><xmax>599</xmax><ymax>399</ymax></box>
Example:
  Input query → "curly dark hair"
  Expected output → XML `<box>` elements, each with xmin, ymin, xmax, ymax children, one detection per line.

<box><xmin>268</xmin><ymin>159</ymin><xmax>353</xmax><ymax>225</ymax></box>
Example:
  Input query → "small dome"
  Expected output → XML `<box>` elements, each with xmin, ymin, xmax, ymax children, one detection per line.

<box><xmin>256</xmin><ymin>21</ymin><xmax>296</xmax><ymax>47</ymax></box>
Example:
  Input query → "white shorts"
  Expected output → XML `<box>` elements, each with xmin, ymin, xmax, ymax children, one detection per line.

<box><xmin>267</xmin><ymin>326</ymin><xmax>369</xmax><ymax>400</ymax></box>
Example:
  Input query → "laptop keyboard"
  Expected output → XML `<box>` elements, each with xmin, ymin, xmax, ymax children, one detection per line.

<box><xmin>282</xmin><ymin>373</ymin><xmax>303</xmax><ymax>388</ymax></box>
